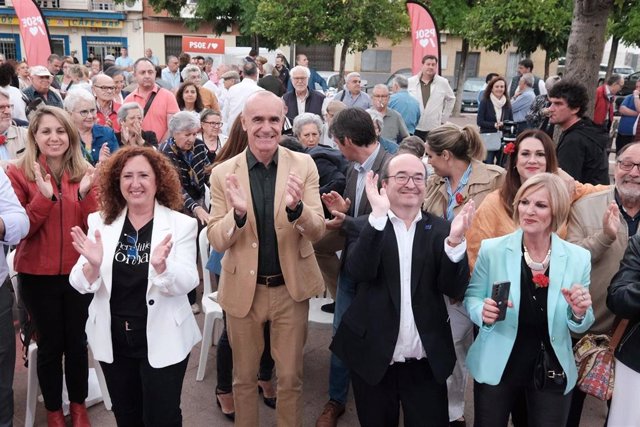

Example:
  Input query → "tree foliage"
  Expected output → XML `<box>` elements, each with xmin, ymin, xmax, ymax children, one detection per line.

<box><xmin>254</xmin><ymin>0</ymin><xmax>409</xmax><ymax>84</ymax></box>
<box><xmin>463</xmin><ymin>0</ymin><xmax>572</xmax><ymax>61</ymax></box>
<box><xmin>254</xmin><ymin>0</ymin><xmax>409</xmax><ymax>52</ymax></box>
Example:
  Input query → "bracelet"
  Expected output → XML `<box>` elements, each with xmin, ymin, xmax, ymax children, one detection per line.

<box><xmin>571</xmin><ymin>310</ymin><xmax>585</xmax><ymax>321</ymax></box>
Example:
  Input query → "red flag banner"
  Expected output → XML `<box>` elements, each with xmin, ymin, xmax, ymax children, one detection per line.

<box><xmin>406</xmin><ymin>1</ymin><xmax>441</xmax><ymax>75</ymax></box>
<box><xmin>14</xmin><ymin>0</ymin><xmax>52</xmax><ymax>66</ymax></box>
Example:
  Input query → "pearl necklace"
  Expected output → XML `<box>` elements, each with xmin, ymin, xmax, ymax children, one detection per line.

<box><xmin>523</xmin><ymin>244</ymin><xmax>551</xmax><ymax>271</ymax></box>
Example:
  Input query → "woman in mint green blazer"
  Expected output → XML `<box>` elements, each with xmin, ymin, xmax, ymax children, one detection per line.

<box><xmin>464</xmin><ymin>173</ymin><xmax>594</xmax><ymax>426</ymax></box>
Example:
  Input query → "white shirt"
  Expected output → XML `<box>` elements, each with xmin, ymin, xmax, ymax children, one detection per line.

<box><xmin>222</xmin><ymin>78</ymin><xmax>264</xmax><ymax>134</ymax></box>
<box><xmin>296</xmin><ymin>90</ymin><xmax>309</xmax><ymax>116</ymax></box>
<box><xmin>368</xmin><ymin>211</ymin><xmax>466</xmax><ymax>363</ymax></box>
<box><xmin>0</xmin><ymin>168</ymin><xmax>29</xmax><ymax>287</ymax></box>
<box><xmin>353</xmin><ymin>144</ymin><xmax>380</xmax><ymax>217</ymax></box>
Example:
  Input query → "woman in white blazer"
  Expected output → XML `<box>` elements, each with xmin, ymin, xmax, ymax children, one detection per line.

<box><xmin>69</xmin><ymin>146</ymin><xmax>201</xmax><ymax>427</ymax></box>
<box><xmin>464</xmin><ymin>173</ymin><xmax>594</xmax><ymax>426</ymax></box>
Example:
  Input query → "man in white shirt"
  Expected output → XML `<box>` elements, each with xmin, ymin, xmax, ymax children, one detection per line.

<box><xmin>0</xmin><ymin>167</ymin><xmax>29</xmax><ymax>426</ymax></box>
<box><xmin>115</xmin><ymin>47</ymin><xmax>133</xmax><ymax>72</ymax></box>
<box><xmin>222</xmin><ymin>62</ymin><xmax>263</xmax><ymax>134</ymax></box>
<box><xmin>161</xmin><ymin>56</ymin><xmax>181</xmax><ymax>91</ymax></box>
<box><xmin>330</xmin><ymin>153</ymin><xmax>474</xmax><ymax>426</ymax></box>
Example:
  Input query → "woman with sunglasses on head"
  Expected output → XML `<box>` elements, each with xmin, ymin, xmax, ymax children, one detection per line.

<box><xmin>64</xmin><ymin>89</ymin><xmax>119</xmax><ymax>166</ymax></box>
<box><xmin>69</xmin><ymin>146</ymin><xmax>201</xmax><ymax>427</ymax></box>
<box><xmin>7</xmin><ymin>106</ymin><xmax>98</xmax><ymax>426</ymax></box>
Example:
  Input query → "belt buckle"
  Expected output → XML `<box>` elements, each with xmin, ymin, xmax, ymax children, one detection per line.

<box><xmin>125</xmin><ymin>321</ymin><xmax>132</xmax><ymax>331</ymax></box>
<box><xmin>265</xmin><ymin>275</ymin><xmax>277</xmax><ymax>286</ymax></box>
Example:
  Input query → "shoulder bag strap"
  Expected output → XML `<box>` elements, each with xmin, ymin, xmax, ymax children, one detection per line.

<box><xmin>143</xmin><ymin>90</ymin><xmax>158</xmax><ymax>117</ymax></box>
<box><xmin>609</xmin><ymin>318</ymin><xmax>630</xmax><ymax>350</ymax></box>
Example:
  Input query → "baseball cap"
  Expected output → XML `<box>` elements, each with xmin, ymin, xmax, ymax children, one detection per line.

<box><xmin>221</xmin><ymin>71</ymin><xmax>240</xmax><ymax>80</ymax></box>
<box><xmin>30</xmin><ymin>66</ymin><xmax>53</xmax><ymax>77</ymax></box>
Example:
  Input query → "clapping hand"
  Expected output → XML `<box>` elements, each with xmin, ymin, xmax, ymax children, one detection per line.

<box><xmin>448</xmin><ymin>200</ymin><xmax>475</xmax><ymax>245</ymax></box>
<box><xmin>98</xmin><ymin>143</ymin><xmax>111</xmax><ymax>163</ymax></box>
<box><xmin>321</xmin><ymin>191</ymin><xmax>351</xmax><ymax>214</ymax></box>
<box><xmin>33</xmin><ymin>161</ymin><xmax>53</xmax><ymax>199</ymax></box>
<box><xmin>561</xmin><ymin>284</ymin><xmax>591</xmax><ymax>319</ymax></box>
<box><xmin>285</xmin><ymin>173</ymin><xmax>303</xmax><ymax>210</ymax></box>
<box><xmin>225</xmin><ymin>173</ymin><xmax>247</xmax><ymax>217</ymax></box>
<box><xmin>365</xmin><ymin>171</ymin><xmax>389</xmax><ymax>218</ymax></box>
<box><xmin>602</xmin><ymin>202</ymin><xmax>621</xmax><ymax>240</ymax></box>
<box><xmin>150</xmin><ymin>234</ymin><xmax>173</xmax><ymax>274</ymax></box>
<box><xmin>78</xmin><ymin>166</ymin><xmax>96</xmax><ymax>199</ymax></box>
<box><xmin>70</xmin><ymin>226</ymin><xmax>103</xmax><ymax>268</ymax></box>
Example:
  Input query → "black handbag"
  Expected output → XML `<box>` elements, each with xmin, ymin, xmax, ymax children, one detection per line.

<box><xmin>525</xmin><ymin>274</ymin><xmax>567</xmax><ymax>392</ymax></box>
<box><xmin>533</xmin><ymin>342</ymin><xmax>567</xmax><ymax>392</ymax></box>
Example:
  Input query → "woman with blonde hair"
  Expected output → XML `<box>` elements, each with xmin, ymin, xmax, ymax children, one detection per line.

<box><xmin>465</xmin><ymin>173</ymin><xmax>593</xmax><ymax>425</ymax></box>
<box><xmin>7</xmin><ymin>106</ymin><xmax>98</xmax><ymax>426</ymax></box>
<box><xmin>423</xmin><ymin>123</ymin><xmax>505</xmax><ymax>426</ymax></box>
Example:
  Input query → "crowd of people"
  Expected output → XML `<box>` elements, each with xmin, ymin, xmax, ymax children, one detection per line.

<box><xmin>0</xmin><ymin>48</ymin><xmax>638</xmax><ymax>427</ymax></box>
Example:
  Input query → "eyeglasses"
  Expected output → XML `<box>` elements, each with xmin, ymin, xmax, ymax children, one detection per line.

<box><xmin>617</xmin><ymin>160</ymin><xmax>640</xmax><ymax>172</ymax></box>
<box><xmin>201</xmin><ymin>121</ymin><xmax>223</xmax><ymax>128</ymax></box>
<box><xmin>124</xmin><ymin>230</ymin><xmax>138</xmax><ymax>261</ymax></box>
<box><xmin>292</xmin><ymin>76</ymin><xmax>307</xmax><ymax>81</ymax></box>
<box><xmin>76</xmin><ymin>108</ymin><xmax>97</xmax><ymax>118</ymax></box>
<box><xmin>372</xmin><ymin>95</ymin><xmax>389</xmax><ymax>98</ymax></box>
<box><xmin>94</xmin><ymin>85</ymin><xmax>115</xmax><ymax>91</ymax></box>
<box><xmin>388</xmin><ymin>174</ymin><xmax>425</xmax><ymax>185</ymax></box>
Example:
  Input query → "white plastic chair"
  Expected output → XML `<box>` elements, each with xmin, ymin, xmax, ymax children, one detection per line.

<box><xmin>196</xmin><ymin>228</ymin><xmax>224</xmax><ymax>381</ymax></box>
<box><xmin>6</xmin><ymin>250</ymin><xmax>112</xmax><ymax>427</ymax></box>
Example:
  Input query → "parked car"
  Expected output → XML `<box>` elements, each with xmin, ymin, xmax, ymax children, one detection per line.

<box><xmin>460</xmin><ymin>77</ymin><xmax>485</xmax><ymax>113</ymax></box>
<box><xmin>385</xmin><ymin>68</ymin><xmax>413</xmax><ymax>88</ymax></box>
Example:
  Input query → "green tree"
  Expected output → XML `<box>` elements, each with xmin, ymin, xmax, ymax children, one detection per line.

<box><xmin>254</xmin><ymin>0</ymin><xmax>410</xmax><ymax>86</ymax></box>
<box><xmin>605</xmin><ymin>0</ymin><xmax>640</xmax><ymax>80</ymax></box>
<box><xmin>130</xmin><ymin>0</ymin><xmax>268</xmax><ymax>49</ymax></box>
<box><xmin>464</xmin><ymin>0</ymin><xmax>572</xmax><ymax>78</ymax></box>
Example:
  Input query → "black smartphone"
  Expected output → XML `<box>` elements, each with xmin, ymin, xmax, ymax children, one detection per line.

<box><xmin>491</xmin><ymin>281</ymin><xmax>511</xmax><ymax>321</ymax></box>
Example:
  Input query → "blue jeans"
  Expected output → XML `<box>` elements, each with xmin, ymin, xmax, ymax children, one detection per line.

<box><xmin>329</xmin><ymin>272</ymin><xmax>356</xmax><ymax>405</ymax></box>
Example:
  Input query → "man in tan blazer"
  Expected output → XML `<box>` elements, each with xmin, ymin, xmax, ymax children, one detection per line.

<box><xmin>208</xmin><ymin>90</ymin><xmax>325</xmax><ymax>427</ymax></box>
<box><xmin>565</xmin><ymin>142</ymin><xmax>640</xmax><ymax>426</ymax></box>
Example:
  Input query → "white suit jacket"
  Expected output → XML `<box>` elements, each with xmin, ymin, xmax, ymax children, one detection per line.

<box><xmin>69</xmin><ymin>202</ymin><xmax>202</xmax><ymax>368</ymax></box>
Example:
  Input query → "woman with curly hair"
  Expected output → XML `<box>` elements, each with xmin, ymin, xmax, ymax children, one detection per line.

<box><xmin>6</xmin><ymin>106</ymin><xmax>98</xmax><ymax>426</ymax></box>
<box><xmin>176</xmin><ymin>82</ymin><xmax>204</xmax><ymax>113</ymax></box>
<box><xmin>69</xmin><ymin>146</ymin><xmax>201</xmax><ymax>426</ymax></box>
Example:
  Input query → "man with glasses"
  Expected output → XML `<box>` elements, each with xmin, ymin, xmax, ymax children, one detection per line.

<box><xmin>283</xmin><ymin>66</ymin><xmax>325</xmax><ymax>125</ymax></box>
<box><xmin>549</xmin><ymin>80</ymin><xmax>610</xmax><ymax>185</ymax></box>
<box><xmin>334</xmin><ymin>72</ymin><xmax>371</xmax><ymax>109</ymax></box>
<box><xmin>594</xmin><ymin>73</ymin><xmax>624</xmax><ymax>131</ymax></box>
<box><xmin>316</xmin><ymin>108</ymin><xmax>392</xmax><ymax>427</ymax></box>
<box><xmin>330</xmin><ymin>152</ymin><xmax>473</xmax><ymax>426</ymax></box>
<box><xmin>22</xmin><ymin>66</ymin><xmax>63</xmax><ymax>110</ymax></box>
<box><xmin>0</xmin><ymin>89</ymin><xmax>28</xmax><ymax>166</ymax></box>
<box><xmin>367</xmin><ymin>84</ymin><xmax>409</xmax><ymax>143</ymax></box>
<box><xmin>565</xmin><ymin>141</ymin><xmax>640</xmax><ymax>426</ymax></box>
<box><xmin>93</xmin><ymin>74</ymin><xmax>121</xmax><ymax>132</ymax></box>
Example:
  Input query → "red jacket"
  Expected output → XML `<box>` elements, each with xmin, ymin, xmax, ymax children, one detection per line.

<box><xmin>6</xmin><ymin>162</ymin><xmax>98</xmax><ymax>275</ymax></box>
<box><xmin>593</xmin><ymin>84</ymin><xmax>614</xmax><ymax>127</ymax></box>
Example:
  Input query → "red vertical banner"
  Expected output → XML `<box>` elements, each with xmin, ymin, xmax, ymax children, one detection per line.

<box><xmin>407</xmin><ymin>1</ymin><xmax>441</xmax><ymax>75</ymax></box>
<box><xmin>14</xmin><ymin>0</ymin><xmax>52</xmax><ymax>65</ymax></box>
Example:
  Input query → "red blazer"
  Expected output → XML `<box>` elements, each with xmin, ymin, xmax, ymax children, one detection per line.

<box><xmin>7</xmin><ymin>161</ymin><xmax>97</xmax><ymax>275</ymax></box>
<box><xmin>593</xmin><ymin>84</ymin><xmax>614</xmax><ymax>127</ymax></box>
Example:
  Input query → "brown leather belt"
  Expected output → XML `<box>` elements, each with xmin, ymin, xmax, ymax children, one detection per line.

<box><xmin>256</xmin><ymin>274</ymin><xmax>285</xmax><ymax>287</ymax></box>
